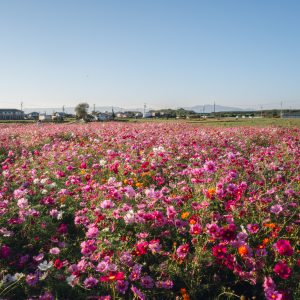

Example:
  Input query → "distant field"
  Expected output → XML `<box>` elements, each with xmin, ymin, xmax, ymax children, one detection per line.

<box><xmin>187</xmin><ymin>117</ymin><xmax>300</xmax><ymax>127</ymax></box>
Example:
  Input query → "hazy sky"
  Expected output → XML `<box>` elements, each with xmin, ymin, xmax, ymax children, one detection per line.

<box><xmin>0</xmin><ymin>0</ymin><xmax>300</xmax><ymax>110</ymax></box>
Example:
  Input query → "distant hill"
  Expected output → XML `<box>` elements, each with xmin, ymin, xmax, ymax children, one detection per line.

<box><xmin>182</xmin><ymin>105</ymin><xmax>249</xmax><ymax>113</ymax></box>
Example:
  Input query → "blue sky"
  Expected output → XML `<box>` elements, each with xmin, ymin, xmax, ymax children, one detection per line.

<box><xmin>0</xmin><ymin>0</ymin><xmax>299</xmax><ymax>110</ymax></box>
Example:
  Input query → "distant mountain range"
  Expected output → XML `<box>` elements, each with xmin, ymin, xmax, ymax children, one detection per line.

<box><xmin>181</xmin><ymin>105</ymin><xmax>249</xmax><ymax>113</ymax></box>
<box><xmin>23</xmin><ymin>104</ymin><xmax>250</xmax><ymax>114</ymax></box>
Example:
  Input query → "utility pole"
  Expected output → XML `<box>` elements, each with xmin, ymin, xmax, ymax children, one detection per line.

<box><xmin>280</xmin><ymin>101</ymin><xmax>283</xmax><ymax>118</ymax></box>
<box><xmin>93</xmin><ymin>104</ymin><xmax>96</xmax><ymax>113</ymax></box>
<box><xmin>62</xmin><ymin>105</ymin><xmax>65</xmax><ymax>113</ymax></box>
<box><xmin>260</xmin><ymin>106</ymin><xmax>263</xmax><ymax>118</ymax></box>
<box><xmin>20</xmin><ymin>101</ymin><xmax>23</xmax><ymax>112</ymax></box>
<box><xmin>203</xmin><ymin>105</ymin><xmax>205</xmax><ymax>115</ymax></box>
<box><xmin>143</xmin><ymin>103</ymin><xmax>147</xmax><ymax>118</ymax></box>
<box><xmin>213</xmin><ymin>101</ymin><xmax>216</xmax><ymax>118</ymax></box>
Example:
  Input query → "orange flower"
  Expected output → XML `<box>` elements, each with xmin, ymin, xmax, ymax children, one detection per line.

<box><xmin>180</xmin><ymin>288</ymin><xmax>190</xmax><ymax>300</ymax></box>
<box><xmin>238</xmin><ymin>245</ymin><xmax>248</xmax><ymax>256</ymax></box>
<box><xmin>181</xmin><ymin>212</ymin><xmax>190</xmax><ymax>219</ymax></box>
<box><xmin>60</xmin><ymin>196</ymin><xmax>66</xmax><ymax>203</ymax></box>
<box><xmin>263</xmin><ymin>238</ymin><xmax>270</xmax><ymax>245</ymax></box>
<box><xmin>263</xmin><ymin>223</ymin><xmax>276</xmax><ymax>228</ymax></box>
<box><xmin>208</xmin><ymin>188</ymin><xmax>216</xmax><ymax>197</ymax></box>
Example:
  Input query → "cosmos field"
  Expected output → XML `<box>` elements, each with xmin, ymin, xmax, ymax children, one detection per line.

<box><xmin>0</xmin><ymin>122</ymin><xmax>299</xmax><ymax>299</ymax></box>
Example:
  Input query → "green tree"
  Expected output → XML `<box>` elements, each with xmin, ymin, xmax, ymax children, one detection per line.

<box><xmin>75</xmin><ymin>102</ymin><xmax>89</xmax><ymax>120</ymax></box>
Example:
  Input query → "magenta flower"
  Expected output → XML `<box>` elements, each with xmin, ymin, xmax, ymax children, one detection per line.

<box><xmin>190</xmin><ymin>223</ymin><xmax>202</xmax><ymax>235</ymax></box>
<box><xmin>129</xmin><ymin>264</ymin><xmax>142</xmax><ymax>281</ymax></box>
<box><xmin>39</xmin><ymin>292</ymin><xmax>54</xmax><ymax>300</ymax></box>
<box><xmin>131</xmin><ymin>285</ymin><xmax>146</xmax><ymax>300</ymax></box>
<box><xmin>203</xmin><ymin>160</ymin><xmax>217</xmax><ymax>173</ymax></box>
<box><xmin>156</xmin><ymin>279</ymin><xmax>174</xmax><ymax>289</ymax></box>
<box><xmin>0</xmin><ymin>245</ymin><xmax>10</xmax><ymax>259</ymax></box>
<box><xmin>220</xmin><ymin>224</ymin><xmax>236</xmax><ymax>241</ymax></box>
<box><xmin>141</xmin><ymin>275</ymin><xmax>154</xmax><ymax>288</ymax></box>
<box><xmin>274</xmin><ymin>239</ymin><xmax>294</xmax><ymax>256</ymax></box>
<box><xmin>116</xmin><ymin>280</ymin><xmax>129</xmax><ymax>294</ymax></box>
<box><xmin>265</xmin><ymin>290</ymin><xmax>283</xmax><ymax>300</ymax></box>
<box><xmin>274</xmin><ymin>261</ymin><xmax>292</xmax><ymax>279</ymax></box>
<box><xmin>212</xmin><ymin>244</ymin><xmax>227</xmax><ymax>259</ymax></box>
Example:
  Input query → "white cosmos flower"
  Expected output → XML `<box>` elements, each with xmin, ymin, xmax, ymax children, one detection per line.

<box><xmin>38</xmin><ymin>260</ymin><xmax>53</xmax><ymax>271</ymax></box>
<box><xmin>66</xmin><ymin>275</ymin><xmax>77</xmax><ymax>287</ymax></box>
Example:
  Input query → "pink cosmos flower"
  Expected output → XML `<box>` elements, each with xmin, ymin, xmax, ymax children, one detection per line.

<box><xmin>270</xmin><ymin>204</ymin><xmax>283</xmax><ymax>215</ymax></box>
<box><xmin>203</xmin><ymin>160</ymin><xmax>217</xmax><ymax>173</ymax></box>
<box><xmin>129</xmin><ymin>264</ymin><xmax>142</xmax><ymax>281</ymax></box>
<box><xmin>17</xmin><ymin>198</ymin><xmax>28</xmax><ymax>209</ymax></box>
<box><xmin>176</xmin><ymin>244</ymin><xmax>189</xmax><ymax>259</ymax></box>
<box><xmin>190</xmin><ymin>223</ymin><xmax>202</xmax><ymax>235</ymax></box>
<box><xmin>39</xmin><ymin>291</ymin><xmax>54</xmax><ymax>300</ymax></box>
<box><xmin>33</xmin><ymin>253</ymin><xmax>44</xmax><ymax>262</ymax></box>
<box><xmin>246</xmin><ymin>224</ymin><xmax>259</xmax><ymax>234</ymax></box>
<box><xmin>49</xmin><ymin>247</ymin><xmax>60</xmax><ymax>255</ymax></box>
<box><xmin>83</xmin><ymin>276</ymin><xmax>98</xmax><ymax>288</ymax></box>
<box><xmin>265</xmin><ymin>290</ymin><xmax>283</xmax><ymax>300</ymax></box>
<box><xmin>80</xmin><ymin>240</ymin><xmax>97</xmax><ymax>256</ymax></box>
<box><xmin>100</xmin><ymin>200</ymin><xmax>115</xmax><ymax>209</ymax></box>
<box><xmin>86</xmin><ymin>226</ymin><xmax>99</xmax><ymax>238</ymax></box>
<box><xmin>263</xmin><ymin>276</ymin><xmax>276</xmax><ymax>291</ymax></box>
<box><xmin>166</xmin><ymin>205</ymin><xmax>177</xmax><ymax>219</ymax></box>
<box><xmin>96</xmin><ymin>261</ymin><xmax>109</xmax><ymax>273</ymax></box>
<box><xmin>148</xmin><ymin>239</ymin><xmax>161</xmax><ymax>254</ymax></box>
<box><xmin>26</xmin><ymin>273</ymin><xmax>39</xmax><ymax>286</ymax></box>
